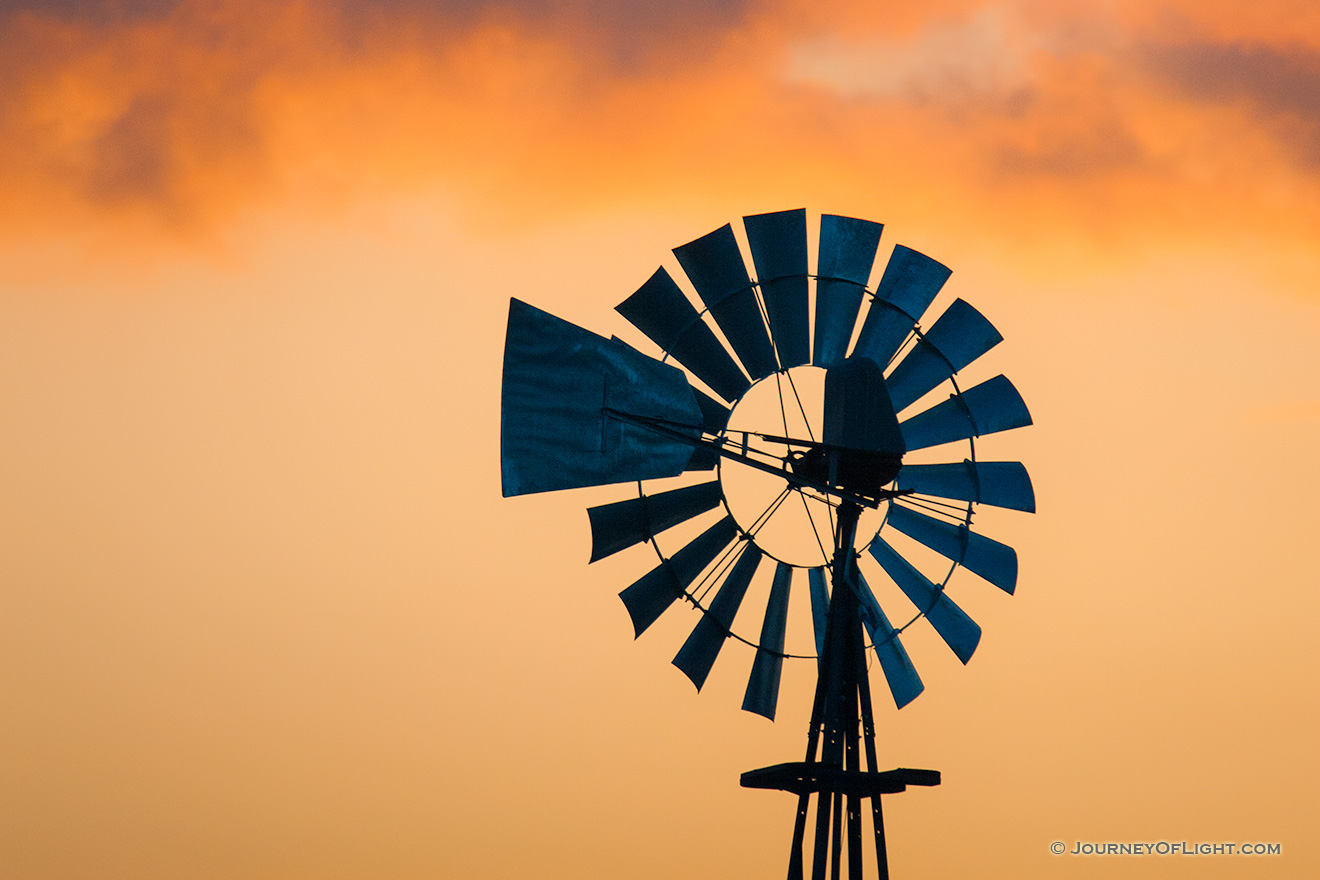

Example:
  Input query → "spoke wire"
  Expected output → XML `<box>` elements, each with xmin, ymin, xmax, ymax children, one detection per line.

<box><xmin>735</xmin><ymin>279</ymin><xmax>838</xmax><ymax>574</ymax></box>
<box><xmin>748</xmin><ymin>277</ymin><xmax>837</xmax><ymax>571</ymax></box>
<box><xmin>796</xmin><ymin>487</ymin><xmax>834</xmax><ymax>568</ymax></box>
<box><xmin>893</xmin><ymin>494</ymin><xmax>971</xmax><ymax>520</ymax></box>
<box><xmin>892</xmin><ymin>496</ymin><xmax>966</xmax><ymax>522</ymax></box>
<box><xmin>885</xmin><ymin>323</ymin><xmax>920</xmax><ymax>371</ymax></box>
<box><xmin>749</xmin><ymin>281</ymin><xmax>796</xmax><ymax>443</ymax></box>
<box><xmin>781</xmin><ymin>367</ymin><xmax>816</xmax><ymax>443</ymax></box>
<box><xmin>691</xmin><ymin>484</ymin><xmax>792</xmax><ymax>605</ymax></box>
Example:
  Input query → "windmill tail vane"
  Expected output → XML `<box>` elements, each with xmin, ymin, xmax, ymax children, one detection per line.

<box><xmin>500</xmin><ymin>209</ymin><xmax>1035</xmax><ymax>878</ymax></box>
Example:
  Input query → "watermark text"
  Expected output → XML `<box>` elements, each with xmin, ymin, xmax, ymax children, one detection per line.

<box><xmin>1050</xmin><ymin>841</ymin><xmax>1281</xmax><ymax>856</ymax></box>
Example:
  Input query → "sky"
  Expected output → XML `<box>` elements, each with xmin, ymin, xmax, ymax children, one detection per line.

<box><xmin>1</xmin><ymin>1</ymin><xmax>1318</xmax><ymax>878</ymax></box>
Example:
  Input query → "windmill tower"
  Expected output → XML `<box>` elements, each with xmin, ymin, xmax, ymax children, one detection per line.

<box><xmin>501</xmin><ymin>209</ymin><xmax>1034</xmax><ymax>878</ymax></box>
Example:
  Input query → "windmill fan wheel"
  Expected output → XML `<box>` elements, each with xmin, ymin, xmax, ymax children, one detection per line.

<box><xmin>501</xmin><ymin>209</ymin><xmax>1035</xmax><ymax>721</ymax></box>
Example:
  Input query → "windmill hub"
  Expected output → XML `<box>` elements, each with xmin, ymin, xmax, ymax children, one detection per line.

<box><xmin>718</xmin><ymin>365</ymin><xmax>888</xmax><ymax>568</ymax></box>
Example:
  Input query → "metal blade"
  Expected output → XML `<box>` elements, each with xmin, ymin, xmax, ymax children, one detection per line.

<box><xmin>899</xmin><ymin>374</ymin><xmax>1033</xmax><ymax>451</ymax></box>
<box><xmin>672</xmin><ymin>544</ymin><xmax>764</xmax><ymax>690</ymax></box>
<box><xmin>852</xmin><ymin>245</ymin><xmax>951</xmax><ymax>367</ymax></box>
<box><xmin>885</xmin><ymin>299</ymin><xmax>1003</xmax><ymax>412</ymax></box>
<box><xmin>502</xmin><ymin>298</ymin><xmax>700</xmax><ymax>497</ymax></box>
<box><xmin>609</xmin><ymin>334</ymin><xmax>641</xmax><ymax>353</ymax></box>
<box><xmin>685</xmin><ymin>449</ymin><xmax>719</xmax><ymax>471</ymax></box>
<box><xmin>587</xmin><ymin>481</ymin><xmax>724</xmax><ymax>563</ymax></box>
<box><xmin>742</xmin><ymin>562</ymin><xmax>793</xmax><ymax>720</ymax></box>
<box><xmin>883</xmin><ymin>504</ymin><xmax>1018</xmax><ymax>593</ymax></box>
<box><xmin>693</xmin><ymin>387</ymin><xmax>732</xmax><ymax>433</ymax></box>
<box><xmin>617</xmin><ymin>267</ymin><xmax>750</xmax><ymax>402</ymax></box>
<box><xmin>808</xmin><ymin>567</ymin><xmax>829</xmax><ymax>661</ymax></box>
<box><xmin>813</xmin><ymin>214</ymin><xmax>883</xmax><ymax>366</ymax></box>
<box><xmin>868</xmin><ymin>536</ymin><xmax>981</xmax><ymax>664</ymax></box>
<box><xmin>674</xmin><ymin>224</ymin><xmax>778</xmax><ymax>380</ymax></box>
<box><xmin>896</xmin><ymin>460</ymin><xmax>1036</xmax><ymax>513</ymax></box>
<box><xmin>744</xmin><ymin>209</ymin><xmax>810</xmax><ymax>369</ymax></box>
<box><xmin>686</xmin><ymin>388</ymin><xmax>733</xmax><ymax>470</ymax></box>
<box><xmin>855</xmin><ymin>572</ymin><xmax>925</xmax><ymax>708</ymax></box>
<box><xmin>619</xmin><ymin>515</ymin><xmax>739</xmax><ymax>638</ymax></box>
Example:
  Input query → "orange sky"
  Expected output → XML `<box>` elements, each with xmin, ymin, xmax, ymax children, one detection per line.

<box><xmin>1</xmin><ymin>2</ymin><xmax>1318</xmax><ymax>879</ymax></box>
<box><xmin>4</xmin><ymin>0</ymin><xmax>1320</xmax><ymax>265</ymax></box>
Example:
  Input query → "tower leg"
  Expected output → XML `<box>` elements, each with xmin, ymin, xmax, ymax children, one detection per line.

<box><xmin>755</xmin><ymin>501</ymin><xmax>934</xmax><ymax>878</ymax></box>
<box><xmin>872</xmin><ymin>798</ymin><xmax>889</xmax><ymax>880</ymax></box>
<box><xmin>855</xmin><ymin>618</ymin><xmax>889</xmax><ymax>879</ymax></box>
<box><xmin>789</xmin><ymin>503</ymin><xmax>875</xmax><ymax>880</ymax></box>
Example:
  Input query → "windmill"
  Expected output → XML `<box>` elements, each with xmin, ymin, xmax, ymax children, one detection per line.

<box><xmin>500</xmin><ymin>209</ymin><xmax>1034</xmax><ymax>879</ymax></box>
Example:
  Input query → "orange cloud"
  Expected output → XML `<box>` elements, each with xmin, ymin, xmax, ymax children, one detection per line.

<box><xmin>1</xmin><ymin>0</ymin><xmax>1318</xmax><ymax>276</ymax></box>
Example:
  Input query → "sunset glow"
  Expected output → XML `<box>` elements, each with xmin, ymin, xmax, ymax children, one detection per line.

<box><xmin>2</xmin><ymin>2</ymin><xmax>1317</xmax><ymax>878</ymax></box>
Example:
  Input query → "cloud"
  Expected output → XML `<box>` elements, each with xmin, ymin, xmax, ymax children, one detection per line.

<box><xmin>83</xmin><ymin>94</ymin><xmax>175</xmax><ymax>205</ymax></box>
<box><xmin>1</xmin><ymin>0</ymin><xmax>1319</xmax><ymax>271</ymax></box>
<box><xmin>781</xmin><ymin>7</ymin><xmax>1159</xmax><ymax>178</ymax></box>
<box><xmin>0</xmin><ymin>1</ymin><xmax>289</xmax><ymax>236</ymax></box>
<box><xmin>0</xmin><ymin>0</ymin><xmax>769</xmax><ymax>237</ymax></box>
<box><xmin>5</xmin><ymin>0</ymin><xmax>753</xmax><ymax>33</ymax></box>
<box><xmin>994</xmin><ymin>117</ymin><xmax>1145</xmax><ymax>176</ymax></box>
<box><xmin>1142</xmin><ymin>40</ymin><xmax>1320</xmax><ymax>165</ymax></box>
<box><xmin>0</xmin><ymin>1</ymin><xmax>181</xmax><ymax>22</ymax></box>
<box><xmin>785</xmin><ymin>7</ymin><xmax>1037</xmax><ymax>110</ymax></box>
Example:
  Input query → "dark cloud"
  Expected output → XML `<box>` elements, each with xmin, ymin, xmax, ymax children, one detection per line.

<box><xmin>0</xmin><ymin>0</ymin><xmax>181</xmax><ymax>23</ymax></box>
<box><xmin>1145</xmin><ymin>40</ymin><xmax>1320</xmax><ymax>165</ymax></box>
<box><xmin>76</xmin><ymin>86</ymin><xmax>265</xmax><ymax>221</ymax></box>
<box><xmin>339</xmin><ymin>0</ymin><xmax>753</xmax><ymax>34</ymax></box>
<box><xmin>328</xmin><ymin>0</ymin><xmax>760</xmax><ymax>71</ymax></box>
<box><xmin>391</xmin><ymin>0</ymin><xmax>751</xmax><ymax>26</ymax></box>
<box><xmin>1148</xmin><ymin>41</ymin><xmax>1320</xmax><ymax>116</ymax></box>
<box><xmin>0</xmin><ymin>0</ymin><xmax>758</xmax><ymax>232</ymax></box>
<box><xmin>3</xmin><ymin>0</ymin><xmax>761</xmax><ymax>72</ymax></box>
<box><xmin>83</xmin><ymin>95</ymin><xmax>174</xmax><ymax>206</ymax></box>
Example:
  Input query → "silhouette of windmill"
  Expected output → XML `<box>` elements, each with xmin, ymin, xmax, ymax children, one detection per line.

<box><xmin>501</xmin><ymin>209</ymin><xmax>1034</xmax><ymax>878</ymax></box>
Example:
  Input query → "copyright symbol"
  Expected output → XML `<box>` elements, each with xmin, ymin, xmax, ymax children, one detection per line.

<box><xmin>1050</xmin><ymin>842</ymin><xmax>1066</xmax><ymax>855</ymax></box>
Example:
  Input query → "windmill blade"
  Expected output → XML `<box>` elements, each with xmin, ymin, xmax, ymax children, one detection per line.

<box><xmin>885</xmin><ymin>299</ymin><xmax>1003</xmax><ymax>412</ymax></box>
<box><xmin>685</xmin><ymin>387</ymin><xmax>732</xmax><ymax>471</ymax></box>
<box><xmin>587</xmin><ymin>481</ymin><xmax>725</xmax><ymax>562</ymax></box>
<box><xmin>808</xmin><ymin>567</ymin><xmax>829</xmax><ymax>661</ymax></box>
<box><xmin>868</xmin><ymin>536</ymin><xmax>981</xmax><ymax>664</ymax></box>
<box><xmin>674</xmin><ymin>224</ymin><xmax>778</xmax><ymax>380</ymax></box>
<box><xmin>883</xmin><ymin>504</ymin><xmax>1018</xmax><ymax>593</ymax></box>
<box><xmin>673</xmin><ymin>545</ymin><xmax>764</xmax><ymax>690</ymax></box>
<box><xmin>502</xmin><ymin>298</ymin><xmax>701</xmax><ymax>497</ymax></box>
<box><xmin>619</xmin><ymin>515</ymin><xmax>739</xmax><ymax>638</ymax></box>
<box><xmin>608</xmin><ymin>334</ymin><xmax>642</xmax><ymax>353</ymax></box>
<box><xmin>855</xmin><ymin>571</ymin><xmax>925</xmax><ymax>709</ymax></box>
<box><xmin>744</xmin><ymin>209</ymin><xmax>810</xmax><ymax>369</ymax></box>
<box><xmin>896</xmin><ymin>460</ymin><xmax>1036</xmax><ymax>513</ymax></box>
<box><xmin>615</xmin><ymin>338</ymin><xmax>729</xmax><ymax>437</ymax></box>
<box><xmin>852</xmin><ymin>245</ymin><xmax>952</xmax><ymax>366</ymax></box>
<box><xmin>743</xmin><ymin>562</ymin><xmax>793</xmax><ymax>720</ymax></box>
<box><xmin>814</xmin><ymin>214</ymin><xmax>883</xmax><ymax>366</ymax></box>
<box><xmin>685</xmin><ymin>452</ymin><xmax>720</xmax><ymax>472</ymax></box>
<box><xmin>692</xmin><ymin>386</ymin><xmax>732</xmax><ymax>433</ymax></box>
<box><xmin>617</xmin><ymin>268</ymin><xmax>750</xmax><ymax>403</ymax></box>
<box><xmin>899</xmin><ymin>374</ymin><xmax>1033</xmax><ymax>452</ymax></box>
